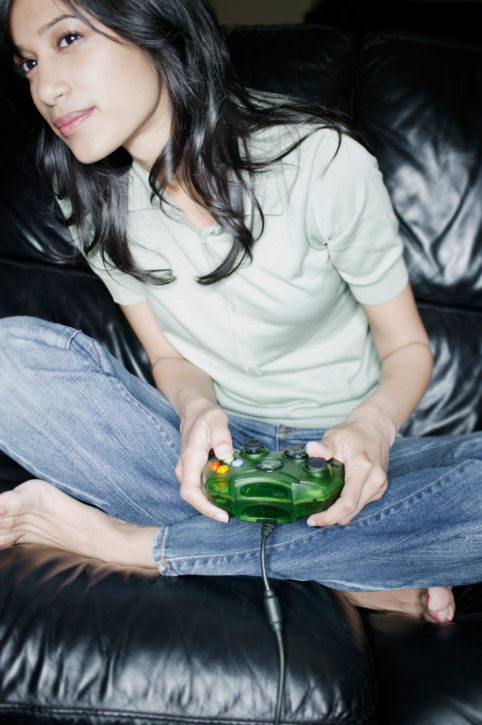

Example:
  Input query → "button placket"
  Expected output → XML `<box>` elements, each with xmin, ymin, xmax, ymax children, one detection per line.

<box><xmin>220</xmin><ymin>281</ymin><xmax>260</xmax><ymax>375</ymax></box>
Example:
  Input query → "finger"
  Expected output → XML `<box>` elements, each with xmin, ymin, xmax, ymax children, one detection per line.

<box><xmin>307</xmin><ymin>461</ymin><xmax>384</xmax><ymax>527</ymax></box>
<box><xmin>174</xmin><ymin>458</ymin><xmax>183</xmax><ymax>484</ymax></box>
<box><xmin>308</xmin><ymin>484</ymin><xmax>362</xmax><ymax>527</ymax></box>
<box><xmin>181</xmin><ymin>483</ymin><xmax>229</xmax><ymax>523</ymax></box>
<box><xmin>200</xmin><ymin>408</ymin><xmax>233</xmax><ymax>461</ymax></box>
<box><xmin>306</xmin><ymin>439</ymin><xmax>334</xmax><ymax>460</ymax></box>
<box><xmin>212</xmin><ymin>427</ymin><xmax>234</xmax><ymax>461</ymax></box>
<box><xmin>335</xmin><ymin>474</ymin><xmax>388</xmax><ymax>526</ymax></box>
<box><xmin>180</xmin><ymin>452</ymin><xmax>229</xmax><ymax>522</ymax></box>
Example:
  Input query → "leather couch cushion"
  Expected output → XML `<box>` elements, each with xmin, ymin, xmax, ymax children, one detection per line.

<box><xmin>356</xmin><ymin>33</ymin><xmax>482</xmax><ymax>437</ymax></box>
<box><xmin>306</xmin><ymin>1</ymin><xmax>482</xmax><ymax>45</ymax></box>
<box><xmin>225</xmin><ymin>25</ymin><xmax>356</xmax><ymax>114</ymax></box>
<box><xmin>356</xmin><ymin>32</ymin><xmax>482</xmax><ymax>311</ymax></box>
<box><xmin>402</xmin><ymin>305</ymin><xmax>482</xmax><ymax>436</ymax></box>
<box><xmin>0</xmin><ymin>546</ymin><xmax>378</xmax><ymax>725</ymax></box>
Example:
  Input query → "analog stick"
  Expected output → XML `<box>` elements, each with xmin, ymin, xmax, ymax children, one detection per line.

<box><xmin>306</xmin><ymin>457</ymin><xmax>328</xmax><ymax>472</ymax></box>
<box><xmin>243</xmin><ymin>439</ymin><xmax>264</xmax><ymax>454</ymax></box>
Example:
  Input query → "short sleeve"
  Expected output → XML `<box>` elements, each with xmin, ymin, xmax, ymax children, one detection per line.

<box><xmin>309</xmin><ymin>132</ymin><xmax>409</xmax><ymax>305</ymax></box>
<box><xmin>55</xmin><ymin>196</ymin><xmax>146</xmax><ymax>307</ymax></box>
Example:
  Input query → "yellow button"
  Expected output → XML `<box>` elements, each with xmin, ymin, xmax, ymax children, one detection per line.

<box><xmin>217</xmin><ymin>465</ymin><xmax>229</xmax><ymax>474</ymax></box>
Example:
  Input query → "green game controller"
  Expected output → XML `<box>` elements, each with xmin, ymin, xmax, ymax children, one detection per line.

<box><xmin>203</xmin><ymin>439</ymin><xmax>345</xmax><ymax>524</ymax></box>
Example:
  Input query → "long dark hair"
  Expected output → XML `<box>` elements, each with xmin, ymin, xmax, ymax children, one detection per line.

<box><xmin>1</xmin><ymin>0</ymin><xmax>362</xmax><ymax>285</ymax></box>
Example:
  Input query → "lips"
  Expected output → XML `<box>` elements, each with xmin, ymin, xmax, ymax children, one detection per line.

<box><xmin>53</xmin><ymin>108</ymin><xmax>95</xmax><ymax>137</ymax></box>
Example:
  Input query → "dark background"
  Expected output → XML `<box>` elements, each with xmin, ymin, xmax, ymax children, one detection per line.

<box><xmin>212</xmin><ymin>0</ymin><xmax>482</xmax><ymax>45</ymax></box>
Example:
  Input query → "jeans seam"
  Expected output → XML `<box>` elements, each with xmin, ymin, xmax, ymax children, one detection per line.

<box><xmin>108</xmin><ymin>377</ymin><xmax>180</xmax><ymax>452</ymax></box>
<box><xmin>65</xmin><ymin>329</ymin><xmax>94</xmax><ymax>372</ymax></box>
<box><xmin>159</xmin><ymin>527</ymin><xmax>173</xmax><ymax>576</ymax></box>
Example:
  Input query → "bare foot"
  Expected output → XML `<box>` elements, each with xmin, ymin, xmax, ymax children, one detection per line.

<box><xmin>0</xmin><ymin>479</ymin><xmax>158</xmax><ymax>569</ymax></box>
<box><xmin>343</xmin><ymin>586</ymin><xmax>455</xmax><ymax>623</ymax></box>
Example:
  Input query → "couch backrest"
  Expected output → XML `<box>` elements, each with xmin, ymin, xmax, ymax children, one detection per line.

<box><xmin>355</xmin><ymin>32</ymin><xmax>482</xmax><ymax>435</ymax></box>
<box><xmin>1</xmin><ymin>26</ymin><xmax>482</xmax><ymax>436</ymax></box>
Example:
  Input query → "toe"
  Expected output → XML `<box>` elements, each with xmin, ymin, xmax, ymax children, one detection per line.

<box><xmin>425</xmin><ymin>586</ymin><xmax>455</xmax><ymax>623</ymax></box>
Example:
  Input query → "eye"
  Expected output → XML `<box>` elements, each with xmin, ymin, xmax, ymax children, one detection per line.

<box><xmin>15</xmin><ymin>58</ymin><xmax>37</xmax><ymax>77</ymax></box>
<box><xmin>59</xmin><ymin>32</ymin><xmax>82</xmax><ymax>49</ymax></box>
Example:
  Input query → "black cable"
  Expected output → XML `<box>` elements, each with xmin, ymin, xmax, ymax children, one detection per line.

<box><xmin>260</xmin><ymin>523</ymin><xmax>285</xmax><ymax>725</ymax></box>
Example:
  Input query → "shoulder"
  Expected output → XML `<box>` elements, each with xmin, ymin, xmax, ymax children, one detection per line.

<box><xmin>248</xmin><ymin>123</ymin><xmax>379</xmax><ymax>184</ymax></box>
<box><xmin>301</xmin><ymin>128</ymin><xmax>379</xmax><ymax>182</ymax></box>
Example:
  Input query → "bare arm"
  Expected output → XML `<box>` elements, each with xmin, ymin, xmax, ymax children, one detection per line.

<box><xmin>307</xmin><ymin>283</ymin><xmax>433</xmax><ymax>527</ymax></box>
<box><xmin>121</xmin><ymin>300</ymin><xmax>232</xmax><ymax>521</ymax></box>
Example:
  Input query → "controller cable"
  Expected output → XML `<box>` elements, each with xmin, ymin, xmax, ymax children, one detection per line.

<box><xmin>260</xmin><ymin>523</ymin><xmax>285</xmax><ymax>725</ymax></box>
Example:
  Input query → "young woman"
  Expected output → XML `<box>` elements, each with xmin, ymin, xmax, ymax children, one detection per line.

<box><xmin>0</xmin><ymin>0</ymin><xmax>481</xmax><ymax>624</ymax></box>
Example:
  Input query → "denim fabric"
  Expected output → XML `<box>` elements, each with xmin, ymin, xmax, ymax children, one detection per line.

<box><xmin>1</xmin><ymin>316</ymin><xmax>482</xmax><ymax>592</ymax></box>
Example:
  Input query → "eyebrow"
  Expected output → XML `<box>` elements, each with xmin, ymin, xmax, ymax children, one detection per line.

<box><xmin>39</xmin><ymin>13</ymin><xmax>79</xmax><ymax>35</ymax></box>
<box><xmin>14</xmin><ymin>14</ymin><xmax>79</xmax><ymax>53</ymax></box>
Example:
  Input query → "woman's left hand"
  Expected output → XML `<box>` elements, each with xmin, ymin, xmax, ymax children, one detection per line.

<box><xmin>305</xmin><ymin>417</ymin><xmax>391</xmax><ymax>527</ymax></box>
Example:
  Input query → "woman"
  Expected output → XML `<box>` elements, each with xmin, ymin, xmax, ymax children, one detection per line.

<box><xmin>0</xmin><ymin>0</ymin><xmax>480</xmax><ymax>624</ymax></box>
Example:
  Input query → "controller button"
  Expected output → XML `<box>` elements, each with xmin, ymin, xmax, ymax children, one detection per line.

<box><xmin>256</xmin><ymin>459</ymin><xmax>284</xmax><ymax>472</ymax></box>
<box><xmin>243</xmin><ymin>439</ymin><xmax>264</xmax><ymax>454</ymax></box>
<box><xmin>217</xmin><ymin>465</ymin><xmax>229</xmax><ymax>474</ymax></box>
<box><xmin>306</xmin><ymin>457</ymin><xmax>328</xmax><ymax>472</ymax></box>
<box><xmin>285</xmin><ymin>444</ymin><xmax>308</xmax><ymax>460</ymax></box>
<box><xmin>209</xmin><ymin>462</ymin><xmax>221</xmax><ymax>471</ymax></box>
<box><xmin>232</xmin><ymin>459</ymin><xmax>244</xmax><ymax>468</ymax></box>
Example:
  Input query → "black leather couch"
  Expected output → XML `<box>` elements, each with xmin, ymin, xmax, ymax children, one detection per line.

<box><xmin>305</xmin><ymin>1</ymin><xmax>482</xmax><ymax>44</ymax></box>
<box><xmin>1</xmin><ymin>24</ymin><xmax>482</xmax><ymax>725</ymax></box>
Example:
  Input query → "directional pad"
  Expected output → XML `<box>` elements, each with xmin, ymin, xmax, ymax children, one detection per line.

<box><xmin>285</xmin><ymin>444</ymin><xmax>308</xmax><ymax>460</ymax></box>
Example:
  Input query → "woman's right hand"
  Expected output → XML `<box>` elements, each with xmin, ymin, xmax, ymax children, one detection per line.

<box><xmin>175</xmin><ymin>399</ymin><xmax>233</xmax><ymax>522</ymax></box>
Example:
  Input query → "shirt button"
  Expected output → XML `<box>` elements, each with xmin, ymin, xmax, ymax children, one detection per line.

<box><xmin>238</xmin><ymin>338</ymin><xmax>246</xmax><ymax>346</ymax></box>
<box><xmin>229</xmin><ymin>302</ymin><xmax>235</xmax><ymax>310</ymax></box>
<box><xmin>248</xmin><ymin>367</ymin><xmax>256</xmax><ymax>373</ymax></box>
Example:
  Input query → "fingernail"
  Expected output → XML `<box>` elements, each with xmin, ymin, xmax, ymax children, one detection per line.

<box><xmin>0</xmin><ymin>509</ymin><xmax>4</xmax><ymax>517</ymax></box>
<box><xmin>214</xmin><ymin>513</ymin><xmax>229</xmax><ymax>523</ymax></box>
<box><xmin>307</xmin><ymin>518</ymin><xmax>317</xmax><ymax>527</ymax></box>
<box><xmin>446</xmin><ymin>606</ymin><xmax>454</xmax><ymax>623</ymax></box>
<box><xmin>426</xmin><ymin>594</ymin><xmax>431</xmax><ymax>609</ymax></box>
<box><xmin>433</xmin><ymin>612</ymin><xmax>441</xmax><ymax>622</ymax></box>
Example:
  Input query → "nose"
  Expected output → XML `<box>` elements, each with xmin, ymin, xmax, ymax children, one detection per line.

<box><xmin>35</xmin><ymin>58</ymin><xmax>70</xmax><ymax>107</ymax></box>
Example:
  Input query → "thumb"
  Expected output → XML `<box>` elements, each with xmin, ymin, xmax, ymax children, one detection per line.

<box><xmin>306</xmin><ymin>439</ymin><xmax>333</xmax><ymax>460</ymax></box>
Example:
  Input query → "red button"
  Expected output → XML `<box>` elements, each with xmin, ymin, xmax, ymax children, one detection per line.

<box><xmin>209</xmin><ymin>462</ymin><xmax>221</xmax><ymax>471</ymax></box>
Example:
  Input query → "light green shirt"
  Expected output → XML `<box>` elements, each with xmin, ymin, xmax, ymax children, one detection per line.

<box><xmin>68</xmin><ymin>126</ymin><xmax>409</xmax><ymax>428</ymax></box>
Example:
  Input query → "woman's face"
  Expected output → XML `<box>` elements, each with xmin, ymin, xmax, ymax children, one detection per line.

<box><xmin>10</xmin><ymin>0</ymin><xmax>171</xmax><ymax>167</ymax></box>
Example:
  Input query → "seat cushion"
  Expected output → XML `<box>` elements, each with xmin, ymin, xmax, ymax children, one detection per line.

<box><xmin>0</xmin><ymin>544</ymin><xmax>379</xmax><ymax>725</ymax></box>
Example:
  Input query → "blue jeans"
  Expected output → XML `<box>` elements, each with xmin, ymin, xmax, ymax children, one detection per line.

<box><xmin>1</xmin><ymin>316</ymin><xmax>482</xmax><ymax>591</ymax></box>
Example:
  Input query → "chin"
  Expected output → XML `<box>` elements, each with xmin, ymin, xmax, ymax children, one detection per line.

<box><xmin>67</xmin><ymin>141</ymin><xmax>118</xmax><ymax>166</ymax></box>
